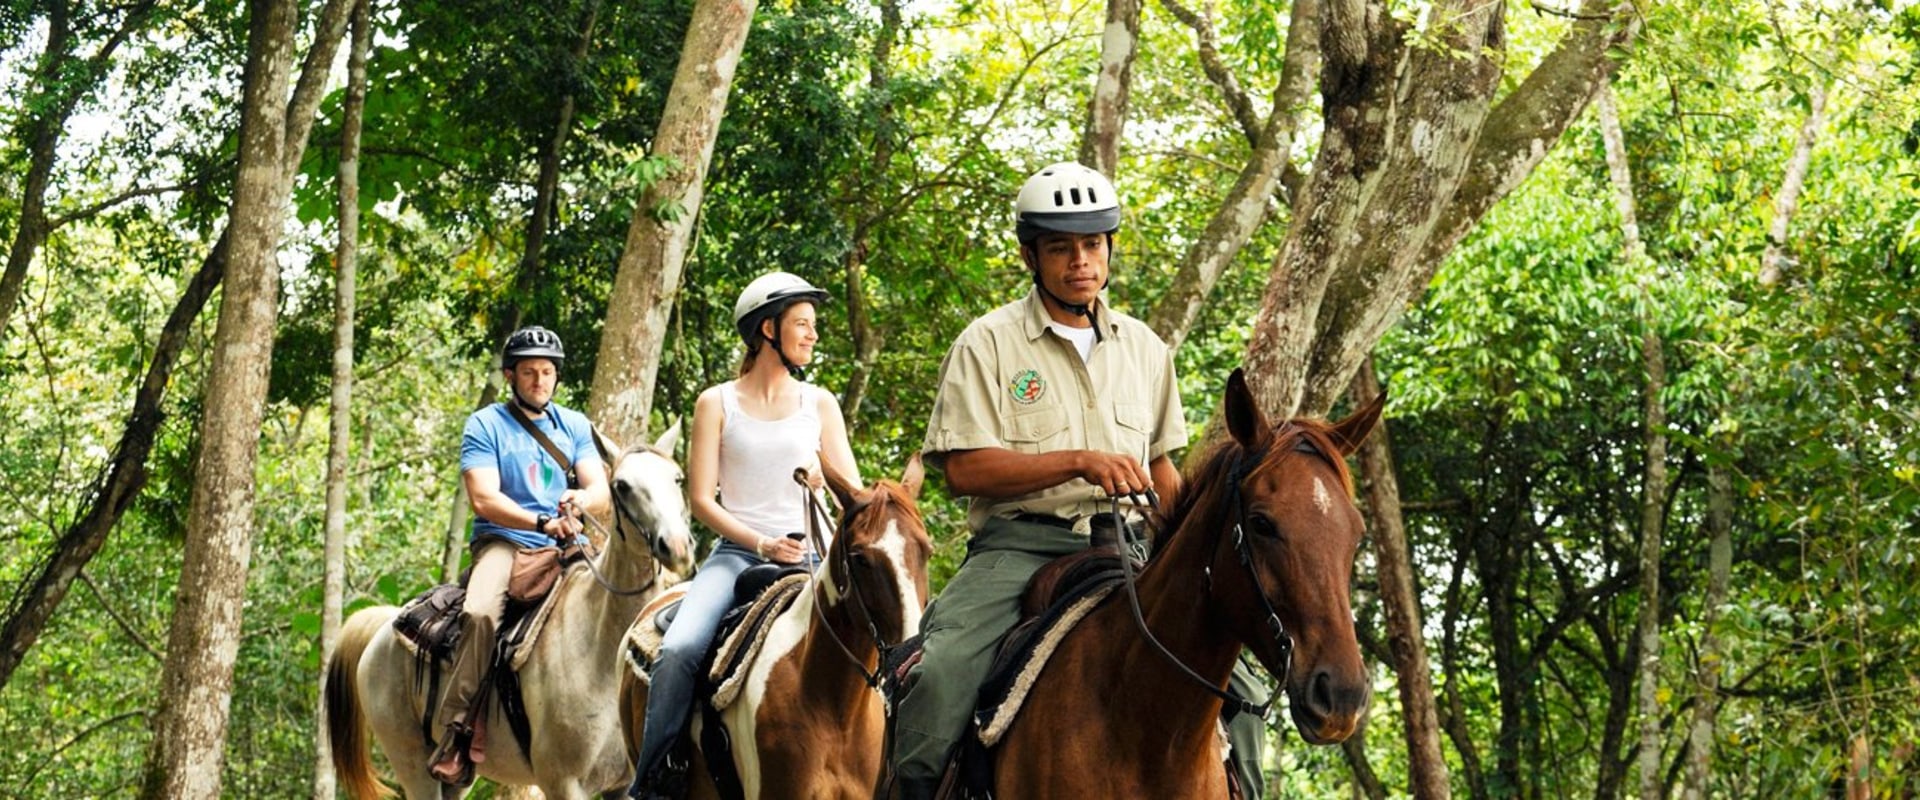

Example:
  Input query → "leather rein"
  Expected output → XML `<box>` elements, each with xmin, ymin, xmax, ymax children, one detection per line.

<box><xmin>795</xmin><ymin>469</ymin><xmax>897</xmax><ymax>689</ymax></box>
<box><xmin>562</xmin><ymin>447</ymin><xmax>678</xmax><ymax>597</ymax></box>
<box><xmin>1109</xmin><ymin>433</ymin><xmax>1323</xmax><ymax>723</ymax></box>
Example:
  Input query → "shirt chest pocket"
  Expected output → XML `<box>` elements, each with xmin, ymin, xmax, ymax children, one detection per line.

<box><xmin>1004</xmin><ymin>405</ymin><xmax>1069</xmax><ymax>453</ymax></box>
<box><xmin>1114</xmin><ymin>402</ymin><xmax>1152</xmax><ymax>460</ymax></box>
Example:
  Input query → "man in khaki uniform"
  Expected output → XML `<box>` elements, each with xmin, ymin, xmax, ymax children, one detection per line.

<box><xmin>891</xmin><ymin>162</ymin><xmax>1212</xmax><ymax>799</ymax></box>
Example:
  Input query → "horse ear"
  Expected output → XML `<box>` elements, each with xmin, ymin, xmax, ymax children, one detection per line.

<box><xmin>1328</xmin><ymin>387</ymin><xmax>1387</xmax><ymax>456</ymax></box>
<box><xmin>1224</xmin><ymin>369</ymin><xmax>1269</xmax><ymax>449</ymax></box>
<box><xmin>819</xmin><ymin>452</ymin><xmax>859</xmax><ymax>510</ymax></box>
<box><xmin>901</xmin><ymin>452</ymin><xmax>925</xmax><ymax>500</ymax></box>
<box><xmin>594</xmin><ymin>428</ymin><xmax>623</xmax><ymax>463</ymax></box>
<box><xmin>653</xmin><ymin>417</ymin><xmax>682</xmax><ymax>455</ymax></box>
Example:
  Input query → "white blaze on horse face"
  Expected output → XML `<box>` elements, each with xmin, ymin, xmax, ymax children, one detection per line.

<box><xmin>877</xmin><ymin>519</ymin><xmax>925</xmax><ymax>638</ymax></box>
<box><xmin>1313</xmin><ymin>477</ymin><xmax>1333</xmax><ymax>517</ymax></box>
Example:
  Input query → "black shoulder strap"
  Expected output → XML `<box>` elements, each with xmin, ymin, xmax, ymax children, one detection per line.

<box><xmin>505</xmin><ymin>402</ymin><xmax>578</xmax><ymax>489</ymax></box>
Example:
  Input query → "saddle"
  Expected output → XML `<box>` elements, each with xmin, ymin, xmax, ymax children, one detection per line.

<box><xmin>620</xmin><ymin>563</ymin><xmax>812</xmax><ymax>800</ymax></box>
<box><xmin>390</xmin><ymin>561</ymin><xmax>584</xmax><ymax>756</ymax></box>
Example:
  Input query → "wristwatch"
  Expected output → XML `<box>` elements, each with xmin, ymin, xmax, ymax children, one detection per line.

<box><xmin>535</xmin><ymin>513</ymin><xmax>551</xmax><ymax>534</ymax></box>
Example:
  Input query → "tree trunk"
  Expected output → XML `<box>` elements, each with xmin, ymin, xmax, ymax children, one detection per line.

<box><xmin>0</xmin><ymin>0</ymin><xmax>155</xmax><ymax>353</ymax></box>
<box><xmin>1147</xmin><ymin>0</ymin><xmax>1319</xmax><ymax>351</ymax></box>
<box><xmin>140</xmin><ymin>0</ymin><xmax>300</xmax><ymax>794</ymax></box>
<box><xmin>1681</xmin><ymin>458</ymin><xmax>1732</xmax><ymax>800</ymax></box>
<box><xmin>1352</xmin><ymin>360</ymin><xmax>1451</xmax><ymax>799</ymax></box>
<box><xmin>1598</xmin><ymin>73</ymin><xmax>1672</xmax><ymax>800</ymax></box>
<box><xmin>1628</xmin><ymin>330</ymin><xmax>1669</xmax><ymax>800</ymax></box>
<box><xmin>837</xmin><ymin>0</ymin><xmax>903</xmax><ymax>425</ymax></box>
<box><xmin>0</xmin><ymin>0</ymin><xmax>354</xmax><ymax>700</ymax></box>
<box><xmin>1340</xmin><ymin>725</ymin><xmax>1389</xmax><ymax>800</ymax></box>
<box><xmin>1232</xmin><ymin>0</ymin><xmax>1638</xmax><ymax>423</ymax></box>
<box><xmin>1758</xmin><ymin>81</ymin><xmax>1828</xmax><ymax>287</ymax></box>
<box><xmin>589</xmin><ymin>0</ymin><xmax>759</xmax><ymax>447</ymax></box>
<box><xmin>1595</xmin><ymin>83</ymin><xmax>1643</xmax><ymax>264</ymax></box>
<box><xmin>0</xmin><ymin>233</ymin><xmax>222</xmax><ymax>692</ymax></box>
<box><xmin>313</xmin><ymin>2</ymin><xmax>370</xmax><ymax>796</ymax></box>
<box><xmin>1438</xmin><ymin>532</ymin><xmax>1489</xmax><ymax>799</ymax></box>
<box><xmin>1076</xmin><ymin>0</ymin><xmax>1140</xmax><ymax>177</ymax></box>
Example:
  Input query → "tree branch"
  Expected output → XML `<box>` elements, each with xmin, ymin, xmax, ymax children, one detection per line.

<box><xmin>48</xmin><ymin>178</ymin><xmax>212</xmax><ymax>229</ymax></box>
<box><xmin>80</xmin><ymin>569</ymin><xmax>163</xmax><ymax>663</ymax></box>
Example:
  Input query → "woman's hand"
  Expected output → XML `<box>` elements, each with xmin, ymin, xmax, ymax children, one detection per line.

<box><xmin>757</xmin><ymin>535</ymin><xmax>807</xmax><ymax>564</ymax></box>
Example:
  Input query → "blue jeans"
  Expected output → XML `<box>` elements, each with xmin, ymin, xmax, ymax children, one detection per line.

<box><xmin>632</xmin><ymin>540</ymin><xmax>819</xmax><ymax>782</ymax></box>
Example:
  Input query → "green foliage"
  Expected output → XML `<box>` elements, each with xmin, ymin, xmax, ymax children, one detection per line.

<box><xmin>4</xmin><ymin>0</ymin><xmax>1918</xmax><ymax>796</ymax></box>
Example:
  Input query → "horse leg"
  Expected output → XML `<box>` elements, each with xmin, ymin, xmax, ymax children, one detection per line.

<box><xmin>354</xmin><ymin>624</ymin><xmax>472</xmax><ymax>800</ymax></box>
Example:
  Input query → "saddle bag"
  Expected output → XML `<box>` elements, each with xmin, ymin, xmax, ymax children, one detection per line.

<box><xmin>507</xmin><ymin>540</ymin><xmax>585</xmax><ymax>606</ymax></box>
<box><xmin>394</xmin><ymin>584</ymin><xmax>467</xmax><ymax>661</ymax></box>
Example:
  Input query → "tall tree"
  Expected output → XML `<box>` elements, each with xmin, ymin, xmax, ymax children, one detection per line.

<box><xmin>312</xmin><ymin>1</ymin><xmax>370</xmax><ymax>796</ymax></box>
<box><xmin>836</xmin><ymin>0</ymin><xmax>904</xmax><ymax>424</ymax></box>
<box><xmin>1757</xmin><ymin>81</ymin><xmax>1827</xmax><ymax>287</ymax></box>
<box><xmin>1076</xmin><ymin>0</ymin><xmax>1140</xmax><ymax>177</ymax></box>
<box><xmin>1240</xmin><ymin>0</ymin><xmax>1641</xmax><ymax>420</ymax></box>
<box><xmin>1681</xmin><ymin>458</ymin><xmax>1733</xmax><ymax>800</ymax></box>
<box><xmin>0</xmin><ymin>0</ymin><xmax>356</xmax><ymax>694</ymax></box>
<box><xmin>590</xmin><ymin>0</ymin><xmax>759</xmax><ymax>446</ymax></box>
<box><xmin>1352</xmin><ymin>359</ymin><xmax>1451</xmax><ymax>799</ymax></box>
<box><xmin>1146</xmin><ymin>0</ymin><xmax>1319</xmax><ymax>351</ymax></box>
<box><xmin>440</xmin><ymin>0</ymin><xmax>605</xmax><ymax>582</ymax></box>
<box><xmin>1597</xmin><ymin>78</ymin><xmax>1671</xmax><ymax>800</ymax></box>
<box><xmin>141</xmin><ymin>0</ymin><xmax>302</xmax><ymax>793</ymax></box>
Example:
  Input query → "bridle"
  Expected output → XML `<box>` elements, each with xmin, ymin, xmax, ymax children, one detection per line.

<box><xmin>566</xmin><ymin>448</ymin><xmax>678</xmax><ymax>597</ymax></box>
<box><xmin>795</xmin><ymin>469</ymin><xmax>902</xmax><ymax>689</ymax></box>
<box><xmin>1111</xmin><ymin>429</ymin><xmax>1329</xmax><ymax>723</ymax></box>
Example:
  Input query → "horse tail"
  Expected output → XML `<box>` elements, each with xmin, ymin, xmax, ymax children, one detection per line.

<box><xmin>326</xmin><ymin>606</ymin><xmax>399</xmax><ymax>800</ymax></box>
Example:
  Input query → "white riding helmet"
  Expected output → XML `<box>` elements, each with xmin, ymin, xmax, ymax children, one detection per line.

<box><xmin>1014</xmin><ymin>162</ymin><xmax>1122</xmax><ymax>245</ymax></box>
<box><xmin>733</xmin><ymin>271</ymin><xmax>830</xmax><ymax>338</ymax></box>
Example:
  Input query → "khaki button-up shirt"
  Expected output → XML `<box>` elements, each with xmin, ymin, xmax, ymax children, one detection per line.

<box><xmin>923</xmin><ymin>289</ymin><xmax>1188</xmax><ymax>533</ymax></box>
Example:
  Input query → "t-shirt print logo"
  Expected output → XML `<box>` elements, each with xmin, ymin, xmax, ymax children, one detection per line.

<box><xmin>1008</xmin><ymin>369</ymin><xmax>1046</xmax><ymax>405</ymax></box>
<box><xmin>525</xmin><ymin>459</ymin><xmax>557</xmax><ymax>488</ymax></box>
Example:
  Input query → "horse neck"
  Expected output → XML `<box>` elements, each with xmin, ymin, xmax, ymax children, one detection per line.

<box><xmin>573</xmin><ymin>536</ymin><xmax>658</xmax><ymax>641</ymax></box>
<box><xmin>791</xmin><ymin>571</ymin><xmax>883</xmax><ymax>711</ymax></box>
<box><xmin>1101</xmin><ymin>504</ymin><xmax>1245</xmax><ymax>723</ymax></box>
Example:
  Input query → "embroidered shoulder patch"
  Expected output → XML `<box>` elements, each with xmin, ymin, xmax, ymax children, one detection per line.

<box><xmin>1008</xmin><ymin>369</ymin><xmax>1046</xmax><ymax>404</ymax></box>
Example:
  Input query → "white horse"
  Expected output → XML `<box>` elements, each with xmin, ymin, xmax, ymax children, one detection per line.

<box><xmin>328</xmin><ymin>430</ymin><xmax>695</xmax><ymax>800</ymax></box>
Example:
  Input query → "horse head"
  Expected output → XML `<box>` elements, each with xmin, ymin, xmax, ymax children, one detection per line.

<box><xmin>608</xmin><ymin>425</ymin><xmax>695</xmax><ymax>577</ymax></box>
<box><xmin>817</xmin><ymin>454</ymin><xmax>933</xmax><ymax>649</ymax></box>
<box><xmin>1217</xmin><ymin>368</ymin><xmax>1383</xmax><ymax>744</ymax></box>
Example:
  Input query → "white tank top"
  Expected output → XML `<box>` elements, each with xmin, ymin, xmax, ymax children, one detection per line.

<box><xmin>716</xmin><ymin>380</ymin><xmax>829</xmax><ymax>548</ymax></box>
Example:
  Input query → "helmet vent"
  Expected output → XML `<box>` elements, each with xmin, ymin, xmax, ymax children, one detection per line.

<box><xmin>1053</xmin><ymin>190</ymin><xmax>1064</xmax><ymax>206</ymax></box>
<box><xmin>1070</xmin><ymin>187</ymin><xmax>1083</xmax><ymax>205</ymax></box>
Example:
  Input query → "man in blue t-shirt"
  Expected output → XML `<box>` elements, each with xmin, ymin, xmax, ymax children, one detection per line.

<box><xmin>429</xmin><ymin>325</ymin><xmax>610</xmax><ymax>787</ymax></box>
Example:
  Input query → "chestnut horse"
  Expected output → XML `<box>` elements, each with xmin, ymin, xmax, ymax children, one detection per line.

<box><xmin>327</xmin><ymin>430</ymin><xmax>695</xmax><ymax>800</ymax></box>
<box><xmin>991</xmin><ymin>369</ymin><xmax>1383</xmax><ymax>797</ymax></box>
<box><xmin>621</xmin><ymin>457</ymin><xmax>932</xmax><ymax>800</ymax></box>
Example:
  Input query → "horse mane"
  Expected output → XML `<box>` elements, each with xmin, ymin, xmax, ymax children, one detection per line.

<box><xmin>837</xmin><ymin>479</ymin><xmax>926</xmax><ymax>541</ymax></box>
<box><xmin>1154</xmin><ymin>418</ymin><xmax>1355</xmax><ymax>550</ymax></box>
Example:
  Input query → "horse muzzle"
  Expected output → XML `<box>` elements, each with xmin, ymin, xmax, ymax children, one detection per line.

<box><xmin>1288</xmin><ymin>666</ymin><xmax>1371</xmax><ymax>744</ymax></box>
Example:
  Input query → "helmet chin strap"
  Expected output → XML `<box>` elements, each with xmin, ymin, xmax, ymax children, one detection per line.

<box><xmin>1026</xmin><ymin>246</ymin><xmax>1108</xmax><ymax>342</ymax></box>
<box><xmin>763</xmin><ymin>330</ymin><xmax>808</xmax><ymax>381</ymax></box>
<box><xmin>509</xmin><ymin>386</ymin><xmax>550</xmax><ymax>417</ymax></box>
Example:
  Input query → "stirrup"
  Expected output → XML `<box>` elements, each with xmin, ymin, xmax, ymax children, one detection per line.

<box><xmin>630</xmin><ymin>751</ymin><xmax>690</xmax><ymax>800</ymax></box>
<box><xmin>428</xmin><ymin>722</ymin><xmax>476</xmax><ymax>788</ymax></box>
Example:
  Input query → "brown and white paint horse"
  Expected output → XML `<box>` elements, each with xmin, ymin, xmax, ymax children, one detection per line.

<box><xmin>622</xmin><ymin>456</ymin><xmax>932</xmax><ymax>800</ymax></box>
<box><xmin>327</xmin><ymin>430</ymin><xmax>695</xmax><ymax>800</ymax></box>
<box><xmin>991</xmin><ymin>369</ymin><xmax>1383</xmax><ymax>797</ymax></box>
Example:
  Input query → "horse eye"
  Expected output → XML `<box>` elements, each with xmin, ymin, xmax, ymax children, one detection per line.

<box><xmin>1251</xmin><ymin>515</ymin><xmax>1283</xmax><ymax>540</ymax></box>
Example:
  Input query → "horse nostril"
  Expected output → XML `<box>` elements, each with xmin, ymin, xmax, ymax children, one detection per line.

<box><xmin>1309</xmin><ymin>668</ymin><xmax>1335</xmax><ymax>716</ymax></box>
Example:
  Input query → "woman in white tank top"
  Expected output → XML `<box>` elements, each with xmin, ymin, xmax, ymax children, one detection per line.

<box><xmin>630</xmin><ymin>271</ymin><xmax>863</xmax><ymax>798</ymax></box>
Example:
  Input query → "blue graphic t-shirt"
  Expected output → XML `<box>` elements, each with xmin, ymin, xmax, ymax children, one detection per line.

<box><xmin>460</xmin><ymin>402</ymin><xmax>603</xmax><ymax>549</ymax></box>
